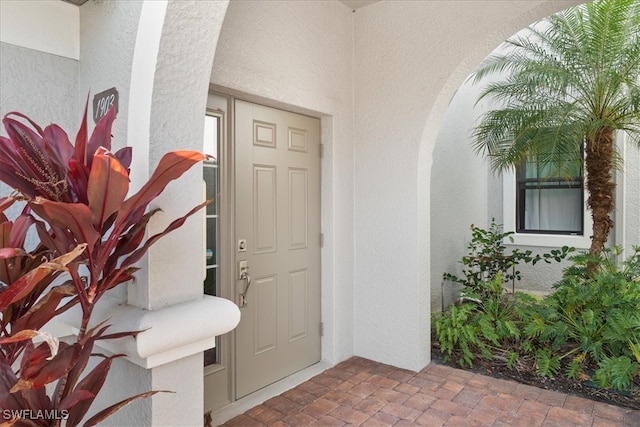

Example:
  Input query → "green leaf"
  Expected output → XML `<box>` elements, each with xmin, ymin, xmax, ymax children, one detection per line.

<box><xmin>595</xmin><ymin>356</ymin><xmax>638</xmax><ymax>391</ymax></box>
<box><xmin>535</xmin><ymin>349</ymin><xmax>560</xmax><ymax>378</ymax></box>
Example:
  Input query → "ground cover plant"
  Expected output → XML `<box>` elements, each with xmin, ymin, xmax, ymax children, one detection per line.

<box><xmin>434</xmin><ymin>223</ymin><xmax>640</xmax><ymax>409</ymax></box>
<box><xmin>0</xmin><ymin>104</ymin><xmax>210</xmax><ymax>425</ymax></box>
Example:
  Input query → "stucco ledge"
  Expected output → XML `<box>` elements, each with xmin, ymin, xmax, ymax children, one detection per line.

<box><xmin>50</xmin><ymin>295</ymin><xmax>240</xmax><ymax>369</ymax></box>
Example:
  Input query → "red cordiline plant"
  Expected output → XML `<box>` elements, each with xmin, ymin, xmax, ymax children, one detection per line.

<box><xmin>0</xmin><ymin>103</ymin><xmax>210</xmax><ymax>426</ymax></box>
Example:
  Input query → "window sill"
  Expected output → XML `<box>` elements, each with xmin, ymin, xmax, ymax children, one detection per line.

<box><xmin>505</xmin><ymin>232</ymin><xmax>591</xmax><ymax>249</ymax></box>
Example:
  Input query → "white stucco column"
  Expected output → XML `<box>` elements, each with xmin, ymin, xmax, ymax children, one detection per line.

<box><xmin>78</xmin><ymin>1</ymin><xmax>232</xmax><ymax>425</ymax></box>
<box><xmin>128</xmin><ymin>1</ymin><xmax>231</xmax><ymax>425</ymax></box>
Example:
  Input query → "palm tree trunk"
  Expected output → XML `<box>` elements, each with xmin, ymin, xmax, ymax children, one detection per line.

<box><xmin>585</xmin><ymin>127</ymin><xmax>616</xmax><ymax>271</ymax></box>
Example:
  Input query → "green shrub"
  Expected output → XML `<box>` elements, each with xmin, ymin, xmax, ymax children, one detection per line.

<box><xmin>443</xmin><ymin>219</ymin><xmax>573</xmax><ymax>300</ymax></box>
<box><xmin>435</xmin><ymin>220</ymin><xmax>640</xmax><ymax>395</ymax></box>
<box><xmin>536</xmin><ymin>247</ymin><xmax>640</xmax><ymax>389</ymax></box>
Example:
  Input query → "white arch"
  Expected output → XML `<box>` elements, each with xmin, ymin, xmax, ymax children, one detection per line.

<box><xmin>419</xmin><ymin>1</ymin><xmax>584</xmax><ymax>315</ymax></box>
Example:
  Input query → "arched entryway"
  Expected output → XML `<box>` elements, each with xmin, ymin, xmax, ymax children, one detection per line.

<box><xmin>136</xmin><ymin>0</ymin><xmax>585</xmax><ymax>420</ymax></box>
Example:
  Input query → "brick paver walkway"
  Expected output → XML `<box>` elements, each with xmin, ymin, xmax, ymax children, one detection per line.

<box><xmin>221</xmin><ymin>356</ymin><xmax>639</xmax><ymax>426</ymax></box>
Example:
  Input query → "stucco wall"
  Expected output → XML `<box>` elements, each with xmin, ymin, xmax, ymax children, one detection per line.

<box><xmin>0</xmin><ymin>43</ymin><xmax>78</xmax><ymax>128</ymax></box>
<box><xmin>354</xmin><ymin>0</ymin><xmax>583</xmax><ymax>370</ymax></box>
<box><xmin>430</xmin><ymin>77</ymin><xmax>490</xmax><ymax>311</ymax></box>
<box><xmin>620</xmin><ymin>135</ymin><xmax>640</xmax><ymax>256</ymax></box>
<box><xmin>0</xmin><ymin>42</ymin><xmax>79</xmax><ymax>220</ymax></box>
<box><xmin>210</xmin><ymin>0</ymin><xmax>355</xmax><ymax>365</ymax></box>
<box><xmin>79</xmin><ymin>0</ymin><xmax>142</xmax><ymax>154</ymax></box>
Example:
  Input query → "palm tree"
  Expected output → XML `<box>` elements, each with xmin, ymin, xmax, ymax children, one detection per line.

<box><xmin>471</xmin><ymin>0</ymin><xmax>640</xmax><ymax>265</ymax></box>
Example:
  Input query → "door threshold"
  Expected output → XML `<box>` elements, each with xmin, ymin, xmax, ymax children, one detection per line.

<box><xmin>211</xmin><ymin>360</ymin><xmax>332</xmax><ymax>426</ymax></box>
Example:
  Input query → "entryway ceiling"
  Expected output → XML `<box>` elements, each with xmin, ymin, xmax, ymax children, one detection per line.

<box><xmin>340</xmin><ymin>1</ymin><xmax>381</xmax><ymax>10</ymax></box>
<box><xmin>62</xmin><ymin>0</ymin><xmax>379</xmax><ymax>11</ymax></box>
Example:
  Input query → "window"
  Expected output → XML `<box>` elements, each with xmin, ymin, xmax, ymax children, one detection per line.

<box><xmin>515</xmin><ymin>156</ymin><xmax>583</xmax><ymax>235</ymax></box>
<box><xmin>203</xmin><ymin>113</ymin><xmax>220</xmax><ymax>367</ymax></box>
<box><xmin>503</xmin><ymin>154</ymin><xmax>592</xmax><ymax>248</ymax></box>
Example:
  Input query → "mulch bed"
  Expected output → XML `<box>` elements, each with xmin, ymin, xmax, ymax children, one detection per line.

<box><xmin>431</xmin><ymin>339</ymin><xmax>640</xmax><ymax>411</ymax></box>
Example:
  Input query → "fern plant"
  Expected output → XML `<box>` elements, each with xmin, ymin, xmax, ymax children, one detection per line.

<box><xmin>433</xmin><ymin>303</ymin><xmax>489</xmax><ymax>367</ymax></box>
<box><xmin>537</xmin><ymin>247</ymin><xmax>640</xmax><ymax>389</ymax></box>
<box><xmin>595</xmin><ymin>356</ymin><xmax>638</xmax><ymax>391</ymax></box>
<box><xmin>535</xmin><ymin>348</ymin><xmax>561</xmax><ymax>378</ymax></box>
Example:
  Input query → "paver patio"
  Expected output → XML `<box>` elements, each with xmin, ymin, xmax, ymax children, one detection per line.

<box><xmin>221</xmin><ymin>356</ymin><xmax>639</xmax><ymax>426</ymax></box>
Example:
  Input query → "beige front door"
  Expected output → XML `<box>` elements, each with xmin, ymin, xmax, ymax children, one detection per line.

<box><xmin>234</xmin><ymin>100</ymin><xmax>321</xmax><ymax>399</ymax></box>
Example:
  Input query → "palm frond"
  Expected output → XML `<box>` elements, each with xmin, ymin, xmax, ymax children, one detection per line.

<box><xmin>471</xmin><ymin>0</ymin><xmax>639</xmax><ymax>172</ymax></box>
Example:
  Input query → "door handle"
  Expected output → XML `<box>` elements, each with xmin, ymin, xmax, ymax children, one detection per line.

<box><xmin>239</xmin><ymin>270</ymin><xmax>251</xmax><ymax>308</ymax></box>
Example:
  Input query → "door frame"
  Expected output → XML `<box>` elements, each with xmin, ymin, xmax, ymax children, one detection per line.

<box><xmin>204</xmin><ymin>93</ymin><xmax>236</xmax><ymax>412</ymax></box>
<box><xmin>204</xmin><ymin>91</ymin><xmax>323</xmax><ymax>413</ymax></box>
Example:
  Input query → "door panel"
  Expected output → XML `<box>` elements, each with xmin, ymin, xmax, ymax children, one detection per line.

<box><xmin>235</xmin><ymin>100</ymin><xmax>321</xmax><ymax>399</ymax></box>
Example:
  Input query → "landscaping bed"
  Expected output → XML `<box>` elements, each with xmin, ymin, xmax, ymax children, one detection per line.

<box><xmin>434</xmin><ymin>222</ymin><xmax>640</xmax><ymax>413</ymax></box>
<box><xmin>432</xmin><ymin>337</ymin><xmax>640</xmax><ymax>410</ymax></box>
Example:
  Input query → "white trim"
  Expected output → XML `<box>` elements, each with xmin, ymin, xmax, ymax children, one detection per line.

<box><xmin>127</xmin><ymin>0</ymin><xmax>168</xmax><ymax>194</ymax></box>
<box><xmin>53</xmin><ymin>295</ymin><xmax>240</xmax><ymax>369</ymax></box>
<box><xmin>0</xmin><ymin>1</ymin><xmax>79</xmax><ymax>60</ymax></box>
<box><xmin>503</xmin><ymin>169</ymin><xmax>592</xmax><ymax>248</ymax></box>
<box><xmin>615</xmin><ymin>132</ymin><xmax>627</xmax><ymax>251</ymax></box>
<box><xmin>211</xmin><ymin>361</ymin><xmax>332</xmax><ymax>425</ymax></box>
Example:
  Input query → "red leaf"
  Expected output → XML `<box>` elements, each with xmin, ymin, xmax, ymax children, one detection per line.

<box><xmin>59</xmin><ymin>389</ymin><xmax>95</xmax><ymax>412</ymax></box>
<box><xmin>114</xmin><ymin>146</ymin><xmax>132</xmax><ymax>170</ymax></box>
<box><xmin>0</xmin><ymin>221</ymin><xmax>14</xmax><ymax>285</ymax></box>
<box><xmin>13</xmin><ymin>343</ymin><xmax>81</xmax><ymax>391</ymax></box>
<box><xmin>87</xmin><ymin>151</ymin><xmax>129</xmax><ymax>229</ymax></box>
<box><xmin>0</xmin><ymin>329</ymin><xmax>38</xmax><ymax>345</ymax></box>
<box><xmin>3</xmin><ymin>111</ymin><xmax>45</xmax><ymax>135</ymax></box>
<box><xmin>104</xmin><ymin>208</ymin><xmax>159</xmax><ymax>273</ymax></box>
<box><xmin>43</xmin><ymin>123</ymin><xmax>74</xmax><ymax>171</ymax></box>
<box><xmin>0</xmin><ymin>248</ymin><xmax>28</xmax><ymax>259</ymax></box>
<box><xmin>68</xmin><ymin>159</ymin><xmax>91</xmax><ymax>204</ymax></box>
<box><xmin>9</xmin><ymin>214</ymin><xmax>34</xmax><ymax>248</ymax></box>
<box><xmin>0</xmin><ymin>196</ymin><xmax>16</xmax><ymax>214</ymax></box>
<box><xmin>13</xmin><ymin>283</ymin><xmax>76</xmax><ymax>332</ymax></box>
<box><xmin>115</xmin><ymin>151</ymin><xmax>208</xmax><ymax>230</ymax></box>
<box><xmin>64</xmin><ymin>355</ymin><xmax>121</xmax><ymax>426</ymax></box>
<box><xmin>82</xmin><ymin>390</ymin><xmax>168</xmax><ymax>427</ymax></box>
<box><xmin>75</xmin><ymin>96</ymin><xmax>89</xmax><ymax>164</ymax></box>
<box><xmin>86</xmin><ymin>106</ymin><xmax>116</xmax><ymax>166</ymax></box>
<box><xmin>29</xmin><ymin>199</ymin><xmax>99</xmax><ymax>252</ymax></box>
<box><xmin>101</xmin><ymin>267</ymin><xmax>138</xmax><ymax>292</ymax></box>
<box><xmin>122</xmin><ymin>200</ymin><xmax>210</xmax><ymax>268</ymax></box>
<box><xmin>0</xmin><ymin>264</ymin><xmax>59</xmax><ymax>311</ymax></box>
<box><xmin>0</xmin><ymin>119</ymin><xmax>52</xmax><ymax>198</ymax></box>
<box><xmin>0</xmin><ymin>362</ymin><xmax>51</xmax><ymax>416</ymax></box>
<box><xmin>0</xmin><ymin>243</ymin><xmax>86</xmax><ymax>310</ymax></box>
<box><xmin>0</xmin><ymin>362</ymin><xmax>21</xmax><ymax>410</ymax></box>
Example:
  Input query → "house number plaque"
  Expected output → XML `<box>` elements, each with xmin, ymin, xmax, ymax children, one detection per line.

<box><xmin>92</xmin><ymin>87</ymin><xmax>119</xmax><ymax>123</ymax></box>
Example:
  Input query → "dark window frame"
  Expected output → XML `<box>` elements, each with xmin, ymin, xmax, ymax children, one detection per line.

<box><xmin>515</xmin><ymin>153</ymin><xmax>584</xmax><ymax>236</ymax></box>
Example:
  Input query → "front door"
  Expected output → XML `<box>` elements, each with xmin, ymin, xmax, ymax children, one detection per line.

<box><xmin>234</xmin><ymin>100</ymin><xmax>321</xmax><ymax>399</ymax></box>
